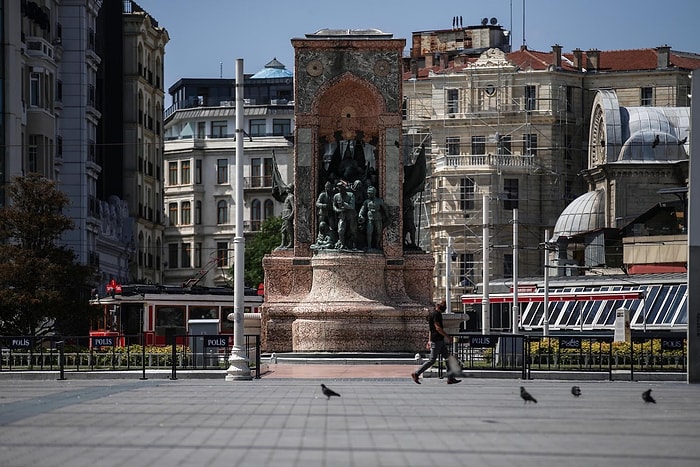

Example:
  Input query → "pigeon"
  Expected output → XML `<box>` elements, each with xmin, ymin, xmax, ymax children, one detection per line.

<box><xmin>652</xmin><ymin>134</ymin><xmax>660</xmax><ymax>148</ymax></box>
<box><xmin>321</xmin><ymin>384</ymin><xmax>341</xmax><ymax>400</ymax></box>
<box><xmin>678</xmin><ymin>136</ymin><xmax>688</xmax><ymax>145</ymax></box>
<box><xmin>520</xmin><ymin>386</ymin><xmax>537</xmax><ymax>404</ymax></box>
<box><xmin>642</xmin><ymin>389</ymin><xmax>656</xmax><ymax>404</ymax></box>
<box><xmin>571</xmin><ymin>386</ymin><xmax>582</xmax><ymax>397</ymax></box>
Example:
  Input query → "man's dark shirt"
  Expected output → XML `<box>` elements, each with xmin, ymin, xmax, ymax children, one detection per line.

<box><xmin>428</xmin><ymin>310</ymin><xmax>444</xmax><ymax>342</ymax></box>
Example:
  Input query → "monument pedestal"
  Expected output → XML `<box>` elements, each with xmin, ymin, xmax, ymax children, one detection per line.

<box><xmin>262</xmin><ymin>251</ymin><xmax>433</xmax><ymax>352</ymax></box>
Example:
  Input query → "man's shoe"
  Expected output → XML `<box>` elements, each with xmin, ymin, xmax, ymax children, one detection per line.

<box><xmin>446</xmin><ymin>377</ymin><xmax>461</xmax><ymax>385</ymax></box>
<box><xmin>411</xmin><ymin>372</ymin><xmax>421</xmax><ymax>384</ymax></box>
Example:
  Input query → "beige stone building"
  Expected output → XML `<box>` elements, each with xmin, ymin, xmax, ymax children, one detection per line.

<box><xmin>403</xmin><ymin>25</ymin><xmax>700</xmax><ymax>322</ymax></box>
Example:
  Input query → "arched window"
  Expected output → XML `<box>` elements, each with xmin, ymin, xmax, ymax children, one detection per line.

<box><xmin>264</xmin><ymin>199</ymin><xmax>275</xmax><ymax>220</ymax></box>
<box><xmin>217</xmin><ymin>200</ymin><xmax>228</xmax><ymax>224</ymax></box>
<box><xmin>251</xmin><ymin>199</ymin><xmax>261</xmax><ymax>231</ymax></box>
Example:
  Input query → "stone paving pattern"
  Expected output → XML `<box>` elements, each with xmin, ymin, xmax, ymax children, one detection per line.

<box><xmin>1</xmin><ymin>368</ymin><xmax>700</xmax><ymax>466</ymax></box>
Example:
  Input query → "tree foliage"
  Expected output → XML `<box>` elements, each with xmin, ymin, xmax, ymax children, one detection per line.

<box><xmin>0</xmin><ymin>174</ymin><xmax>96</xmax><ymax>336</ymax></box>
<box><xmin>244</xmin><ymin>216</ymin><xmax>282</xmax><ymax>288</ymax></box>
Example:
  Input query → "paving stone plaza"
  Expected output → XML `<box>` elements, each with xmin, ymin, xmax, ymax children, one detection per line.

<box><xmin>1</xmin><ymin>371</ymin><xmax>700</xmax><ymax>466</ymax></box>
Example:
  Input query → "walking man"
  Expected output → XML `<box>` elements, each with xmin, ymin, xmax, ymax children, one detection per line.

<box><xmin>412</xmin><ymin>300</ymin><xmax>461</xmax><ymax>384</ymax></box>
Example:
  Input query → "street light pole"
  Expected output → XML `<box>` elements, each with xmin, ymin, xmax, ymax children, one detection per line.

<box><xmin>512</xmin><ymin>208</ymin><xmax>519</xmax><ymax>333</ymax></box>
<box><xmin>226</xmin><ymin>58</ymin><xmax>252</xmax><ymax>381</ymax></box>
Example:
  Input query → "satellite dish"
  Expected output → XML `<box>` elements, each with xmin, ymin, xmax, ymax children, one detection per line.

<box><xmin>481</xmin><ymin>17</ymin><xmax>488</xmax><ymax>26</ymax></box>
<box><xmin>490</xmin><ymin>17</ymin><xmax>498</xmax><ymax>25</ymax></box>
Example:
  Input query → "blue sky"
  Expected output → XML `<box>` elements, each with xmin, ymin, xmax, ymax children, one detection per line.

<box><xmin>135</xmin><ymin>0</ymin><xmax>700</xmax><ymax>106</ymax></box>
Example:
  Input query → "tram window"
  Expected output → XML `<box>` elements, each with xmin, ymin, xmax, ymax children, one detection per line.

<box><xmin>156</xmin><ymin>306</ymin><xmax>185</xmax><ymax>327</ymax></box>
<box><xmin>189</xmin><ymin>307</ymin><xmax>219</xmax><ymax>320</ymax></box>
<box><xmin>222</xmin><ymin>307</ymin><xmax>233</xmax><ymax>331</ymax></box>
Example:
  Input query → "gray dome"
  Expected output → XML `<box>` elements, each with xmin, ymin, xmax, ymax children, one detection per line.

<box><xmin>551</xmin><ymin>190</ymin><xmax>605</xmax><ymax>241</ymax></box>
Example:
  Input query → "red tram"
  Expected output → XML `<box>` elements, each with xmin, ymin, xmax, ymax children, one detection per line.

<box><xmin>89</xmin><ymin>284</ymin><xmax>263</xmax><ymax>346</ymax></box>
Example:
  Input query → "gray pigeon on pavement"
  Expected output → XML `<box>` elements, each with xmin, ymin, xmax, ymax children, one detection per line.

<box><xmin>520</xmin><ymin>386</ymin><xmax>537</xmax><ymax>404</ymax></box>
<box><xmin>642</xmin><ymin>389</ymin><xmax>656</xmax><ymax>403</ymax></box>
<box><xmin>571</xmin><ymin>386</ymin><xmax>581</xmax><ymax>397</ymax></box>
<box><xmin>321</xmin><ymin>384</ymin><xmax>341</xmax><ymax>400</ymax></box>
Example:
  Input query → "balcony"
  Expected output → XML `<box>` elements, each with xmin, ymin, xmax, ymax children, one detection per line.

<box><xmin>26</xmin><ymin>37</ymin><xmax>54</xmax><ymax>62</ymax></box>
<box><xmin>244</xmin><ymin>176</ymin><xmax>273</xmax><ymax>189</ymax></box>
<box><xmin>435</xmin><ymin>153</ymin><xmax>534</xmax><ymax>170</ymax></box>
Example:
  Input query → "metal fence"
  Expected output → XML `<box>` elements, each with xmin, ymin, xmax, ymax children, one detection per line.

<box><xmin>0</xmin><ymin>334</ymin><xmax>261</xmax><ymax>378</ymax></box>
<box><xmin>435</xmin><ymin>332</ymin><xmax>687</xmax><ymax>381</ymax></box>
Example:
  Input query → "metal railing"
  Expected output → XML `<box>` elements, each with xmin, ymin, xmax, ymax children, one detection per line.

<box><xmin>433</xmin><ymin>332</ymin><xmax>687</xmax><ymax>381</ymax></box>
<box><xmin>0</xmin><ymin>334</ymin><xmax>261</xmax><ymax>379</ymax></box>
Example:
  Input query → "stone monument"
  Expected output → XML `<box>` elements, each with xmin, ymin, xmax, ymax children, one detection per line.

<box><xmin>261</xmin><ymin>29</ymin><xmax>434</xmax><ymax>352</ymax></box>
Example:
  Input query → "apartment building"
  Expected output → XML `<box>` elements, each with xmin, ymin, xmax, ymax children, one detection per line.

<box><xmin>403</xmin><ymin>21</ymin><xmax>700</xmax><ymax>315</ymax></box>
<box><xmin>2</xmin><ymin>0</ymin><xmax>167</xmax><ymax>294</ymax></box>
<box><xmin>95</xmin><ymin>0</ymin><xmax>169</xmax><ymax>286</ymax></box>
<box><xmin>162</xmin><ymin>60</ymin><xmax>294</xmax><ymax>288</ymax></box>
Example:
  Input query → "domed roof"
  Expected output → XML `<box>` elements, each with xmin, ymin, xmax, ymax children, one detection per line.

<box><xmin>551</xmin><ymin>190</ymin><xmax>606</xmax><ymax>241</ymax></box>
<box><xmin>617</xmin><ymin>107</ymin><xmax>690</xmax><ymax>162</ymax></box>
<box><xmin>250</xmin><ymin>58</ymin><xmax>293</xmax><ymax>79</ymax></box>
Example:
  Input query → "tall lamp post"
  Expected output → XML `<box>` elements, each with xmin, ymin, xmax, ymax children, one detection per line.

<box><xmin>226</xmin><ymin>58</ymin><xmax>252</xmax><ymax>381</ymax></box>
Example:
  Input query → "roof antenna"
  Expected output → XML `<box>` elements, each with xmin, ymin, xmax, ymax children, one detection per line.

<box><xmin>220</xmin><ymin>61</ymin><xmax>223</xmax><ymax>78</ymax></box>
<box><xmin>522</xmin><ymin>0</ymin><xmax>527</xmax><ymax>47</ymax></box>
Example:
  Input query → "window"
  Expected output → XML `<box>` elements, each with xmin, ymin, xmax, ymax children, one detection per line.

<box><xmin>564</xmin><ymin>134</ymin><xmax>572</xmax><ymax>160</ymax></box>
<box><xmin>30</xmin><ymin>73</ymin><xmax>41</xmax><ymax>107</ymax></box>
<box><xmin>566</xmin><ymin>86</ymin><xmax>574</xmax><ymax>112</ymax></box>
<box><xmin>196</xmin><ymin>121</ymin><xmax>206</xmax><ymax>138</ymax></box>
<box><xmin>250</xmin><ymin>119</ymin><xmax>266</xmax><ymax>137</ymax></box>
<box><xmin>28</xmin><ymin>136</ymin><xmax>38</xmax><ymax>173</ymax></box>
<box><xmin>641</xmin><ymin>87</ymin><xmax>653</xmax><ymax>106</ymax></box>
<box><xmin>211</xmin><ymin>121</ymin><xmax>227</xmax><ymax>138</ymax></box>
<box><xmin>217</xmin><ymin>159</ymin><xmax>228</xmax><ymax>184</ymax></box>
<box><xmin>168</xmin><ymin>244</ymin><xmax>178</xmax><ymax>268</ymax></box>
<box><xmin>263</xmin><ymin>158</ymin><xmax>273</xmax><ymax>186</ymax></box>
<box><xmin>169</xmin><ymin>202</ymin><xmax>178</xmax><ymax>225</ymax></box>
<box><xmin>195</xmin><ymin>200</ymin><xmax>202</xmax><ymax>225</ymax></box>
<box><xmin>181</xmin><ymin>201</ymin><xmax>191</xmax><ymax>225</ymax></box>
<box><xmin>217</xmin><ymin>242</ymin><xmax>229</xmax><ymax>267</ymax></box>
<box><xmin>194</xmin><ymin>243</ymin><xmax>202</xmax><ymax>268</ymax></box>
<box><xmin>471</xmin><ymin>136</ymin><xmax>486</xmax><ymax>155</ymax></box>
<box><xmin>503</xmin><ymin>253</ymin><xmax>513</xmax><ymax>278</ymax></box>
<box><xmin>446</xmin><ymin>137</ymin><xmax>461</xmax><ymax>156</ymax></box>
<box><xmin>168</xmin><ymin>162</ymin><xmax>178</xmax><ymax>185</ymax></box>
<box><xmin>251</xmin><ymin>199</ymin><xmax>261</xmax><ymax>231</ymax></box>
<box><xmin>525</xmin><ymin>85</ymin><xmax>536</xmax><ymax>111</ymax></box>
<box><xmin>523</xmin><ymin>134</ymin><xmax>537</xmax><ymax>156</ymax></box>
<box><xmin>273</xmin><ymin>119</ymin><xmax>291</xmax><ymax>136</ymax></box>
<box><xmin>251</xmin><ymin>158</ymin><xmax>262</xmax><ymax>187</ymax></box>
<box><xmin>181</xmin><ymin>161</ymin><xmax>191</xmax><ymax>184</ymax></box>
<box><xmin>504</xmin><ymin>178</ymin><xmax>519</xmax><ymax>210</ymax></box>
<box><xmin>217</xmin><ymin>200</ymin><xmax>228</xmax><ymax>224</ymax></box>
<box><xmin>195</xmin><ymin>159</ymin><xmax>202</xmax><ymax>184</ymax></box>
<box><xmin>460</xmin><ymin>178</ymin><xmax>475</xmax><ymax>210</ymax></box>
<box><xmin>446</xmin><ymin>88</ymin><xmax>459</xmax><ymax>114</ymax></box>
<box><xmin>500</xmin><ymin>135</ymin><xmax>512</xmax><ymax>155</ymax></box>
<box><xmin>264</xmin><ymin>199</ymin><xmax>275</xmax><ymax>220</ymax></box>
<box><xmin>181</xmin><ymin>243</ymin><xmax>191</xmax><ymax>268</ymax></box>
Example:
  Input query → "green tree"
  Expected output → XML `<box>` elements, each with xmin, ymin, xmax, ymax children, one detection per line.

<box><xmin>244</xmin><ymin>216</ymin><xmax>282</xmax><ymax>288</ymax></box>
<box><xmin>0</xmin><ymin>174</ymin><xmax>96</xmax><ymax>336</ymax></box>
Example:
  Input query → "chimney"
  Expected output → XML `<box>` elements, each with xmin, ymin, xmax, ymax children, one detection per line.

<box><xmin>425</xmin><ymin>53</ymin><xmax>433</xmax><ymax>68</ymax></box>
<box><xmin>552</xmin><ymin>44</ymin><xmax>562</xmax><ymax>69</ymax></box>
<box><xmin>440</xmin><ymin>52</ymin><xmax>448</xmax><ymax>70</ymax></box>
<box><xmin>657</xmin><ymin>45</ymin><xmax>671</xmax><ymax>69</ymax></box>
<box><xmin>586</xmin><ymin>49</ymin><xmax>600</xmax><ymax>71</ymax></box>
<box><xmin>572</xmin><ymin>48</ymin><xmax>583</xmax><ymax>71</ymax></box>
<box><xmin>410</xmin><ymin>59</ymin><xmax>418</xmax><ymax>78</ymax></box>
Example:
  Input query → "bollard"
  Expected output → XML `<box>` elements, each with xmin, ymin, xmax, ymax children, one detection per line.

<box><xmin>169</xmin><ymin>341</ymin><xmax>177</xmax><ymax>380</ymax></box>
<box><xmin>140</xmin><ymin>332</ymin><xmax>148</xmax><ymax>380</ymax></box>
<box><xmin>56</xmin><ymin>340</ymin><xmax>65</xmax><ymax>381</ymax></box>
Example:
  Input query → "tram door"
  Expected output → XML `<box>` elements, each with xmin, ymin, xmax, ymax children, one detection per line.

<box><xmin>188</xmin><ymin>319</ymin><xmax>220</xmax><ymax>367</ymax></box>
